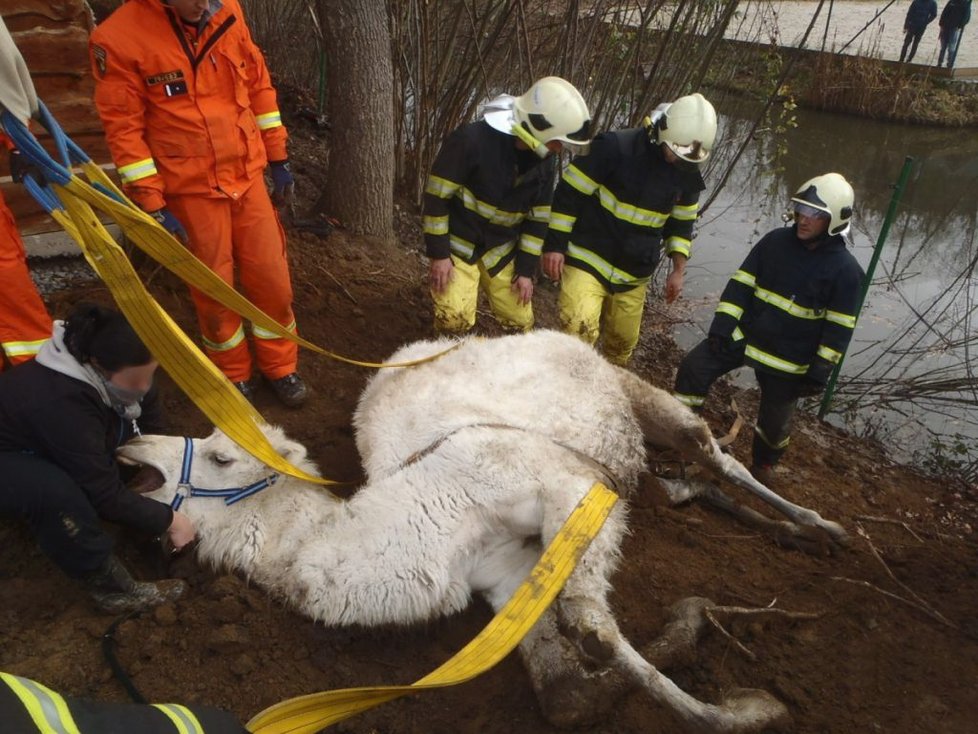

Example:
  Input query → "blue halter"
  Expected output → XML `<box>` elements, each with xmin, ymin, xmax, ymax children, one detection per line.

<box><xmin>170</xmin><ymin>437</ymin><xmax>279</xmax><ymax>511</ymax></box>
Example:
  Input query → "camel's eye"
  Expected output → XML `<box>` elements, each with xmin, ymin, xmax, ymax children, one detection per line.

<box><xmin>210</xmin><ymin>453</ymin><xmax>234</xmax><ymax>467</ymax></box>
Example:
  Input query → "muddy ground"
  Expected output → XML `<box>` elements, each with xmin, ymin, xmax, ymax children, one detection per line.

<box><xmin>3</xmin><ymin>112</ymin><xmax>978</xmax><ymax>733</ymax></box>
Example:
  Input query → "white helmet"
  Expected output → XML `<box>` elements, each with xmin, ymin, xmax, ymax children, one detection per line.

<box><xmin>649</xmin><ymin>92</ymin><xmax>717</xmax><ymax>163</ymax></box>
<box><xmin>483</xmin><ymin>76</ymin><xmax>590</xmax><ymax>157</ymax></box>
<box><xmin>791</xmin><ymin>172</ymin><xmax>854</xmax><ymax>236</ymax></box>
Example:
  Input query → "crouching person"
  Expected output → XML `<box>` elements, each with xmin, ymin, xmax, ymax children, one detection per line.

<box><xmin>1</xmin><ymin>670</ymin><xmax>247</xmax><ymax>733</ymax></box>
<box><xmin>673</xmin><ymin>173</ymin><xmax>864</xmax><ymax>483</ymax></box>
<box><xmin>0</xmin><ymin>304</ymin><xmax>194</xmax><ymax>613</ymax></box>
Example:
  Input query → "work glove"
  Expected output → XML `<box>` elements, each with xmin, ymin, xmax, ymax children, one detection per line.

<box><xmin>8</xmin><ymin>149</ymin><xmax>45</xmax><ymax>185</ymax></box>
<box><xmin>796</xmin><ymin>378</ymin><xmax>825</xmax><ymax>398</ymax></box>
<box><xmin>149</xmin><ymin>207</ymin><xmax>189</xmax><ymax>245</ymax></box>
<box><xmin>268</xmin><ymin>160</ymin><xmax>295</xmax><ymax>207</ymax></box>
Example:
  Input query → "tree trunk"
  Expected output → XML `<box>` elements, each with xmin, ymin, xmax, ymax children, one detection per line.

<box><xmin>320</xmin><ymin>0</ymin><xmax>394</xmax><ymax>242</ymax></box>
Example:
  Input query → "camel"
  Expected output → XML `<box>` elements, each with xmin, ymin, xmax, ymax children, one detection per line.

<box><xmin>119</xmin><ymin>330</ymin><xmax>844</xmax><ymax>732</ymax></box>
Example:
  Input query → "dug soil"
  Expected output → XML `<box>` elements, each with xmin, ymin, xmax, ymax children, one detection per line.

<box><xmin>3</xmin><ymin>123</ymin><xmax>978</xmax><ymax>733</ymax></box>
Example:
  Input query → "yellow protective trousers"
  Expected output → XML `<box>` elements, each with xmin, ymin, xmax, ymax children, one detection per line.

<box><xmin>558</xmin><ymin>265</ymin><xmax>648</xmax><ymax>365</ymax></box>
<box><xmin>431</xmin><ymin>256</ymin><xmax>532</xmax><ymax>334</ymax></box>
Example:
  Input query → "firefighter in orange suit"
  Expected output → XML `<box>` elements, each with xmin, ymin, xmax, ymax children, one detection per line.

<box><xmin>1</xmin><ymin>137</ymin><xmax>52</xmax><ymax>370</ymax></box>
<box><xmin>89</xmin><ymin>0</ymin><xmax>307</xmax><ymax>407</ymax></box>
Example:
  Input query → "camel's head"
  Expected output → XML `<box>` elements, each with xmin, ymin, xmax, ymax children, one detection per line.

<box><xmin>117</xmin><ymin>425</ymin><xmax>316</xmax><ymax>508</ymax></box>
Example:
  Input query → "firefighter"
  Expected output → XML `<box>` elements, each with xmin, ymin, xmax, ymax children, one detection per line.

<box><xmin>0</xmin><ymin>304</ymin><xmax>192</xmax><ymax>613</ymax></box>
<box><xmin>89</xmin><ymin>0</ymin><xmax>307</xmax><ymax>406</ymax></box>
<box><xmin>424</xmin><ymin>76</ymin><xmax>591</xmax><ymax>334</ymax></box>
<box><xmin>673</xmin><ymin>173</ymin><xmax>864</xmax><ymax>484</ymax></box>
<box><xmin>1</xmin><ymin>670</ymin><xmax>248</xmax><ymax>733</ymax></box>
<box><xmin>541</xmin><ymin>93</ymin><xmax>717</xmax><ymax>366</ymax></box>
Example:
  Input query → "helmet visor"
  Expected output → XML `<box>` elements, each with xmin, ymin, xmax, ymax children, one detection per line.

<box><xmin>793</xmin><ymin>202</ymin><xmax>829</xmax><ymax>220</ymax></box>
<box><xmin>668</xmin><ymin>140</ymin><xmax>708</xmax><ymax>163</ymax></box>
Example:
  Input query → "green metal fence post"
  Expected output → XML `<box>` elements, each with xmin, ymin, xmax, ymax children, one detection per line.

<box><xmin>818</xmin><ymin>156</ymin><xmax>915</xmax><ymax>419</ymax></box>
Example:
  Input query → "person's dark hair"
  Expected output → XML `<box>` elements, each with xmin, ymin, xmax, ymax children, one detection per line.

<box><xmin>63</xmin><ymin>303</ymin><xmax>152</xmax><ymax>372</ymax></box>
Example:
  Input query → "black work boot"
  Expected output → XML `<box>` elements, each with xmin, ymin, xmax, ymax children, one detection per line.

<box><xmin>267</xmin><ymin>372</ymin><xmax>308</xmax><ymax>408</ymax></box>
<box><xmin>233</xmin><ymin>378</ymin><xmax>257</xmax><ymax>402</ymax></box>
<box><xmin>85</xmin><ymin>555</ymin><xmax>186</xmax><ymax>614</ymax></box>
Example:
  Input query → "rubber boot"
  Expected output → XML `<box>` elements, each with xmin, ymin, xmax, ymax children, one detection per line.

<box><xmin>85</xmin><ymin>555</ymin><xmax>186</xmax><ymax>614</ymax></box>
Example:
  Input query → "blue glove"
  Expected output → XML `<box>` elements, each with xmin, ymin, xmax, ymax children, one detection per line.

<box><xmin>149</xmin><ymin>207</ymin><xmax>189</xmax><ymax>244</ymax></box>
<box><xmin>268</xmin><ymin>160</ymin><xmax>295</xmax><ymax>207</ymax></box>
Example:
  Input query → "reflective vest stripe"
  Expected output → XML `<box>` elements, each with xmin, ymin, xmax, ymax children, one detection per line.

<box><xmin>202</xmin><ymin>323</ymin><xmax>245</xmax><ymax>352</ymax></box>
<box><xmin>252</xmin><ymin>320</ymin><xmax>297</xmax><ymax>341</ymax></box>
<box><xmin>1</xmin><ymin>338</ymin><xmax>48</xmax><ymax>358</ymax></box>
<box><xmin>481</xmin><ymin>240</ymin><xmax>516</xmax><ymax>271</ymax></box>
<box><xmin>519</xmin><ymin>233</ymin><xmax>543</xmax><ymax>256</ymax></box>
<box><xmin>562</xmin><ymin>164</ymin><xmax>599</xmax><ymax>195</ymax></box>
<box><xmin>754</xmin><ymin>287</ymin><xmax>823</xmax><ymax>320</ymax></box>
<box><xmin>151</xmin><ymin>703</ymin><xmax>205</xmax><ymax>734</ymax></box>
<box><xmin>528</xmin><ymin>205</ymin><xmax>551</xmax><ymax>223</ymax></box>
<box><xmin>731</xmin><ymin>269</ymin><xmax>756</xmax><ymax>288</ymax></box>
<box><xmin>255</xmin><ymin>111</ymin><xmax>282</xmax><ymax>130</ymax></box>
<box><xmin>755</xmin><ymin>424</ymin><xmax>790</xmax><ymax>450</ymax></box>
<box><xmin>664</xmin><ymin>235</ymin><xmax>691</xmax><ymax>258</ymax></box>
<box><xmin>425</xmin><ymin>174</ymin><xmax>459</xmax><ymax>199</ymax></box>
<box><xmin>422</xmin><ymin>215</ymin><xmax>449</xmax><ymax>236</ymax></box>
<box><xmin>0</xmin><ymin>673</ymin><xmax>82</xmax><ymax>734</ymax></box>
<box><xmin>448</xmin><ymin>233</ymin><xmax>476</xmax><ymax>259</ymax></box>
<box><xmin>596</xmin><ymin>186</ymin><xmax>669</xmax><ymax>228</ymax></box>
<box><xmin>548</xmin><ymin>210</ymin><xmax>576</xmax><ymax>233</ymax></box>
<box><xmin>118</xmin><ymin>157</ymin><xmax>158</xmax><ymax>184</ymax></box>
<box><xmin>825</xmin><ymin>309</ymin><xmax>857</xmax><ymax>328</ymax></box>
<box><xmin>716</xmin><ymin>301</ymin><xmax>743</xmax><ymax>320</ymax></box>
<box><xmin>670</xmin><ymin>202</ymin><xmax>698</xmax><ymax>221</ymax></box>
<box><xmin>732</xmin><ymin>326</ymin><xmax>745</xmax><ymax>341</ymax></box>
<box><xmin>674</xmin><ymin>392</ymin><xmax>705</xmax><ymax>408</ymax></box>
<box><xmin>566</xmin><ymin>242</ymin><xmax>648</xmax><ymax>287</ymax></box>
<box><xmin>817</xmin><ymin>344</ymin><xmax>843</xmax><ymax>364</ymax></box>
<box><xmin>744</xmin><ymin>344</ymin><xmax>808</xmax><ymax>375</ymax></box>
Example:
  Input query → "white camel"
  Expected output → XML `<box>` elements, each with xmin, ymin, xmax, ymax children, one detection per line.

<box><xmin>120</xmin><ymin>330</ymin><xmax>843</xmax><ymax>732</ymax></box>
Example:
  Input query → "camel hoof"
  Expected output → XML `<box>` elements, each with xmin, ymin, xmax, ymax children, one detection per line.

<box><xmin>717</xmin><ymin>688</ymin><xmax>792</xmax><ymax>733</ymax></box>
<box><xmin>557</xmin><ymin>598</ymin><xmax>618</xmax><ymax>664</ymax></box>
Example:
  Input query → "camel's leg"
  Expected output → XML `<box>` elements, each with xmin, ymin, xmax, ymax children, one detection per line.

<box><xmin>616</xmin><ymin>367</ymin><xmax>848</xmax><ymax>544</ymax></box>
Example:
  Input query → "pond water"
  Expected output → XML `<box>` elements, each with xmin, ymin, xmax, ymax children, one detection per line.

<box><xmin>729</xmin><ymin>1</ymin><xmax>978</xmax><ymax>69</ymax></box>
<box><xmin>671</xmin><ymin>103</ymin><xmax>978</xmax><ymax>464</ymax></box>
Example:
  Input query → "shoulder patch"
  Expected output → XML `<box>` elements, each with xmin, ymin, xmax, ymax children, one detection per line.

<box><xmin>146</xmin><ymin>70</ymin><xmax>186</xmax><ymax>87</ymax></box>
<box><xmin>92</xmin><ymin>44</ymin><xmax>107</xmax><ymax>78</ymax></box>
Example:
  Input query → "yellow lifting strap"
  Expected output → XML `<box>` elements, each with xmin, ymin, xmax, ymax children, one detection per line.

<box><xmin>51</xmin><ymin>183</ymin><xmax>338</xmax><ymax>490</ymax></box>
<box><xmin>67</xmin><ymin>163</ymin><xmax>457</xmax><ymax>370</ymax></box>
<box><xmin>246</xmin><ymin>482</ymin><xmax>618</xmax><ymax>733</ymax></box>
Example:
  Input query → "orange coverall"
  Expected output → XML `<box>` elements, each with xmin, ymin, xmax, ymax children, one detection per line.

<box><xmin>0</xmin><ymin>134</ymin><xmax>51</xmax><ymax>370</ymax></box>
<box><xmin>90</xmin><ymin>0</ymin><xmax>297</xmax><ymax>382</ymax></box>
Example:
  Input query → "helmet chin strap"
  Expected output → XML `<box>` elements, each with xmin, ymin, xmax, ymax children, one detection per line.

<box><xmin>511</xmin><ymin>123</ymin><xmax>551</xmax><ymax>159</ymax></box>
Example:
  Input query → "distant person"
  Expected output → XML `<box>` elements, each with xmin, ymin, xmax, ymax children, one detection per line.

<box><xmin>542</xmin><ymin>94</ymin><xmax>717</xmax><ymax>366</ymax></box>
<box><xmin>900</xmin><ymin>0</ymin><xmax>938</xmax><ymax>63</ymax></box>
<box><xmin>673</xmin><ymin>174</ymin><xmax>864</xmax><ymax>486</ymax></box>
<box><xmin>938</xmin><ymin>0</ymin><xmax>972</xmax><ymax>68</ymax></box>
<box><xmin>0</xmin><ymin>304</ymin><xmax>193</xmax><ymax>613</ymax></box>
<box><xmin>423</xmin><ymin>77</ymin><xmax>591</xmax><ymax>335</ymax></box>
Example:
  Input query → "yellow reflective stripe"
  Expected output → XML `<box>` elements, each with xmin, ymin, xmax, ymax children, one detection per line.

<box><xmin>253</xmin><ymin>320</ymin><xmax>297</xmax><ymax>341</ymax></box>
<box><xmin>548</xmin><ymin>211</ymin><xmax>576</xmax><ymax>233</ymax></box>
<box><xmin>670</xmin><ymin>202</ymin><xmax>698</xmax><ymax>221</ymax></box>
<box><xmin>664</xmin><ymin>236</ymin><xmax>691</xmax><ymax>258</ymax></box>
<box><xmin>528</xmin><ymin>205</ymin><xmax>551</xmax><ymax>223</ymax></box>
<box><xmin>755</xmin><ymin>425</ymin><xmax>790</xmax><ymax>449</ymax></box>
<box><xmin>481</xmin><ymin>241</ymin><xmax>516</xmax><ymax>270</ymax></box>
<box><xmin>744</xmin><ymin>344</ymin><xmax>808</xmax><ymax>374</ymax></box>
<box><xmin>825</xmin><ymin>309</ymin><xmax>857</xmax><ymax>328</ymax></box>
<box><xmin>423</xmin><ymin>215</ymin><xmax>449</xmax><ymax>235</ymax></box>
<box><xmin>202</xmin><ymin>323</ymin><xmax>245</xmax><ymax>352</ymax></box>
<box><xmin>716</xmin><ymin>301</ymin><xmax>743</xmax><ymax>320</ymax></box>
<box><xmin>817</xmin><ymin>345</ymin><xmax>843</xmax><ymax>364</ymax></box>
<box><xmin>152</xmin><ymin>703</ymin><xmax>205</xmax><ymax>734</ymax></box>
<box><xmin>255</xmin><ymin>111</ymin><xmax>283</xmax><ymax>130</ymax></box>
<box><xmin>563</xmin><ymin>164</ymin><xmax>599</xmax><ymax>195</ymax></box>
<box><xmin>425</xmin><ymin>174</ymin><xmax>460</xmax><ymax>199</ymax></box>
<box><xmin>597</xmin><ymin>186</ymin><xmax>669</xmax><ymax>228</ymax></box>
<box><xmin>117</xmin><ymin>157</ymin><xmax>157</xmax><ymax>184</ymax></box>
<box><xmin>448</xmin><ymin>233</ymin><xmax>476</xmax><ymax>259</ymax></box>
<box><xmin>489</xmin><ymin>207</ymin><xmax>524</xmax><ymax>227</ymax></box>
<box><xmin>674</xmin><ymin>392</ymin><xmax>704</xmax><ymax>407</ymax></box>
<box><xmin>731</xmin><ymin>269</ymin><xmax>756</xmax><ymax>288</ymax></box>
<box><xmin>519</xmin><ymin>233</ymin><xmax>543</xmax><ymax>256</ymax></box>
<box><xmin>0</xmin><ymin>672</ymin><xmax>82</xmax><ymax>734</ymax></box>
<box><xmin>732</xmin><ymin>326</ymin><xmax>745</xmax><ymax>341</ymax></box>
<box><xmin>1</xmin><ymin>337</ymin><xmax>48</xmax><ymax>357</ymax></box>
<box><xmin>755</xmin><ymin>287</ymin><xmax>822</xmax><ymax>320</ymax></box>
<box><xmin>566</xmin><ymin>242</ymin><xmax>648</xmax><ymax>287</ymax></box>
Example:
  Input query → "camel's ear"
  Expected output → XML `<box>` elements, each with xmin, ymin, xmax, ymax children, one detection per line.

<box><xmin>278</xmin><ymin>438</ymin><xmax>308</xmax><ymax>464</ymax></box>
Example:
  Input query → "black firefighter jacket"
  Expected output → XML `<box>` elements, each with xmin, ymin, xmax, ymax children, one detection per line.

<box><xmin>0</xmin><ymin>359</ymin><xmax>171</xmax><ymax>535</ymax></box>
<box><xmin>543</xmin><ymin>127</ymin><xmax>705</xmax><ymax>293</ymax></box>
<box><xmin>709</xmin><ymin>225</ymin><xmax>865</xmax><ymax>383</ymax></box>
<box><xmin>422</xmin><ymin>119</ymin><xmax>556</xmax><ymax>279</ymax></box>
